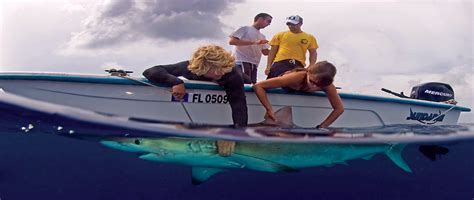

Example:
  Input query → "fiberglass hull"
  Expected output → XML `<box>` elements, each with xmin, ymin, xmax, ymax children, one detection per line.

<box><xmin>0</xmin><ymin>72</ymin><xmax>470</xmax><ymax>128</ymax></box>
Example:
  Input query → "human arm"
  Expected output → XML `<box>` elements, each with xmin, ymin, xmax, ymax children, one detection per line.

<box><xmin>217</xmin><ymin>67</ymin><xmax>248</xmax><ymax>127</ymax></box>
<box><xmin>265</xmin><ymin>45</ymin><xmax>279</xmax><ymax>75</ymax></box>
<box><xmin>318</xmin><ymin>84</ymin><xmax>344</xmax><ymax>128</ymax></box>
<box><xmin>142</xmin><ymin>61</ymin><xmax>192</xmax><ymax>100</ymax></box>
<box><xmin>261</xmin><ymin>41</ymin><xmax>270</xmax><ymax>56</ymax></box>
<box><xmin>252</xmin><ymin>72</ymin><xmax>305</xmax><ymax>121</ymax></box>
<box><xmin>229</xmin><ymin>37</ymin><xmax>268</xmax><ymax>46</ymax></box>
<box><xmin>229</xmin><ymin>27</ymin><xmax>267</xmax><ymax>46</ymax></box>
<box><xmin>308</xmin><ymin>48</ymin><xmax>317</xmax><ymax>66</ymax></box>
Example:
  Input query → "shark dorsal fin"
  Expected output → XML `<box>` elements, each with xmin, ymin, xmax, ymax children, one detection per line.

<box><xmin>260</xmin><ymin>106</ymin><xmax>295</xmax><ymax>128</ymax></box>
<box><xmin>385</xmin><ymin>144</ymin><xmax>412</xmax><ymax>173</ymax></box>
<box><xmin>191</xmin><ymin>167</ymin><xmax>224</xmax><ymax>185</ymax></box>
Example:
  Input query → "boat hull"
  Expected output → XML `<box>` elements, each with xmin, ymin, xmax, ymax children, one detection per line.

<box><xmin>0</xmin><ymin>73</ymin><xmax>470</xmax><ymax>127</ymax></box>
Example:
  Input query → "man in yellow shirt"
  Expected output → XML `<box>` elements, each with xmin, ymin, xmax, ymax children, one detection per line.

<box><xmin>265</xmin><ymin>15</ymin><xmax>318</xmax><ymax>79</ymax></box>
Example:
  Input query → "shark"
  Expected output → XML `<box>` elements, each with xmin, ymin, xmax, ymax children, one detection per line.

<box><xmin>99</xmin><ymin>107</ymin><xmax>412</xmax><ymax>184</ymax></box>
<box><xmin>101</xmin><ymin>137</ymin><xmax>411</xmax><ymax>184</ymax></box>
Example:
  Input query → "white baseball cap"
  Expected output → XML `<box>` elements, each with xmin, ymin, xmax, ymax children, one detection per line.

<box><xmin>285</xmin><ymin>15</ymin><xmax>302</xmax><ymax>25</ymax></box>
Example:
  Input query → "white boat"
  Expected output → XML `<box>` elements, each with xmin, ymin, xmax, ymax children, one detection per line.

<box><xmin>0</xmin><ymin>72</ymin><xmax>470</xmax><ymax>128</ymax></box>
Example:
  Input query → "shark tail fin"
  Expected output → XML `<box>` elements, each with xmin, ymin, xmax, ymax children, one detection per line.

<box><xmin>385</xmin><ymin>144</ymin><xmax>412</xmax><ymax>173</ymax></box>
<box><xmin>191</xmin><ymin>167</ymin><xmax>224</xmax><ymax>185</ymax></box>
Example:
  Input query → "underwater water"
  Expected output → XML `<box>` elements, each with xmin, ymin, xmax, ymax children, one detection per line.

<box><xmin>0</xmin><ymin>123</ymin><xmax>473</xmax><ymax>200</ymax></box>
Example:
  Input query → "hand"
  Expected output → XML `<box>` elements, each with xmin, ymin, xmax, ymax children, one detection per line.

<box><xmin>316</xmin><ymin>124</ymin><xmax>327</xmax><ymax>129</ymax></box>
<box><xmin>171</xmin><ymin>83</ymin><xmax>186</xmax><ymax>100</ymax></box>
<box><xmin>264</xmin><ymin>66</ymin><xmax>271</xmax><ymax>76</ymax></box>
<box><xmin>443</xmin><ymin>99</ymin><xmax>457</xmax><ymax>105</ymax></box>
<box><xmin>264</xmin><ymin>110</ymin><xmax>277</xmax><ymax>122</ymax></box>
<box><xmin>216</xmin><ymin>140</ymin><xmax>236</xmax><ymax>157</ymax></box>
<box><xmin>254</xmin><ymin>39</ymin><xmax>269</xmax><ymax>45</ymax></box>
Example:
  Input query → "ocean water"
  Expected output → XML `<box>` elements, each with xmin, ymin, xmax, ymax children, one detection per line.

<box><xmin>0</xmin><ymin>123</ymin><xmax>473</xmax><ymax>200</ymax></box>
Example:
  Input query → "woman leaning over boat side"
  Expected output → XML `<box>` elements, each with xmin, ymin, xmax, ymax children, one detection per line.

<box><xmin>252</xmin><ymin>61</ymin><xmax>344</xmax><ymax>128</ymax></box>
<box><xmin>143</xmin><ymin>45</ymin><xmax>248</xmax><ymax>128</ymax></box>
<box><xmin>143</xmin><ymin>45</ymin><xmax>246</xmax><ymax>157</ymax></box>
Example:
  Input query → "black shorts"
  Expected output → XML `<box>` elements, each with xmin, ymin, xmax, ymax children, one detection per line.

<box><xmin>267</xmin><ymin>59</ymin><xmax>304</xmax><ymax>79</ymax></box>
<box><xmin>236</xmin><ymin>62</ymin><xmax>258</xmax><ymax>84</ymax></box>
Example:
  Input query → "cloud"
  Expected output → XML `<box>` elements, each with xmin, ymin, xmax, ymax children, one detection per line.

<box><xmin>61</xmin><ymin>2</ymin><xmax>86</xmax><ymax>14</ymax></box>
<box><xmin>67</xmin><ymin>0</ymin><xmax>243</xmax><ymax>49</ymax></box>
<box><xmin>306</xmin><ymin>1</ymin><xmax>472</xmax><ymax>77</ymax></box>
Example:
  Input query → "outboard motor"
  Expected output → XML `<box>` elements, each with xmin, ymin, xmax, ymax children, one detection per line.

<box><xmin>410</xmin><ymin>82</ymin><xmax>454</xmax><ymax>102</ymax></box>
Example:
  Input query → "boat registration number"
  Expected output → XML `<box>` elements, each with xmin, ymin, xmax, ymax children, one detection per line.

<box><xmin>171</xmin><ymin>93</ymin><xmax>228</xmax><ymax>104</ymax></box>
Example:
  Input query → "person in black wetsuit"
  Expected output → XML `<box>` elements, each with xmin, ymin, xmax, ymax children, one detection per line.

<box><xmin>143</xmin><ymin>45</ymin><xmax>248</xmax><ymax>156</ymax></box>
<box><xmin>143</xmin><ymin>45</ymin><xmax>244</xmax><ymax>156</ymax></box>
<box><xmin>143</xmin><ymin>45</ymin><xmax>248</xmax><ymax>127</ymax></box>
<box><xmin>143</xmin><ymin>45</ymin><xmax>247</xmax><ymax>156</ymax></box>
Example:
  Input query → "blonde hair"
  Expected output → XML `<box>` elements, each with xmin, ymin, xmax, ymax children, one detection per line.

<box><xmin>188</xmin><ymin>45</ymin><xmax>235</xmax><ymax>76</ymax></box>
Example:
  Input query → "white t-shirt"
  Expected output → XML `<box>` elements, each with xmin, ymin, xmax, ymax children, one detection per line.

<box><xmin>230</xmin><ymin>26</ymin><xmax>270</xmax><ymax>66</ymax></box>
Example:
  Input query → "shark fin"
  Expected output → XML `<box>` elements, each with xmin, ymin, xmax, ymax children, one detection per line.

<box><xmin>138</xmin><ymin>153</ymin><xmax>161</xmax><ymax>161</ymax></box>
<box><xmin>385</xmin><ymin>144</ymin><xmax>412</xmax><ymax>173</ymax></box>
<box><xmin>361</xmin><ymin>154</ymin><xmax>375</xmax><ymax>160</ymax></box>
<box><xmin>232</xmin><ymin>153</ymin><xmax>297</xmax><ymax>173</ymax></box>
<box><xmin>191</xmin><ymin>167</ymin><xmax>224</xmax><ymax>185</ymax></box>
<box><xmin>259</xmin><ymin>106</ymin><xmax>295</xmax><ymax>128</ymax></box>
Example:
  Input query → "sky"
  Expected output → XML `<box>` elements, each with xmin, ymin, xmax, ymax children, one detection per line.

<box><xmin>1</xmin><ymin>0</ymin><xmax>473</xmax><ymax>122</ymax></box>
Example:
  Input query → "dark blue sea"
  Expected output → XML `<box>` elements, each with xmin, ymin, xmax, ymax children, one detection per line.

<box><xmin>0</xmin><ymin>122</ymin><xmax>473</xmax><ymax>200</ymax></box>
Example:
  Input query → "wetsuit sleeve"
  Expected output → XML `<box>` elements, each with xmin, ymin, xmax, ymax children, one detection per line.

<box><xmin>142</xmin><ymin>61</ymin><xmax>190</xmax><ymax>86</ymax></box>
<box><xmin>218</xmin><ymin>67</ymin><xmax>248</xmax><ymax>127</ymax></box>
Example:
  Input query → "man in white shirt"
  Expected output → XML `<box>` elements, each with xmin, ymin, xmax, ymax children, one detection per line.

<box><xmin>229</xmin><ymin>13</ymin><xmax>272</xmax><ymax>84</ymax></box>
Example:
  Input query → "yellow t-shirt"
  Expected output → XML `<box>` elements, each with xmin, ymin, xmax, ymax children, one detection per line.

<box><xmin>270</xmin><ymin>31</ymin><xmax>318</xmax><ymax>66</ymax></box>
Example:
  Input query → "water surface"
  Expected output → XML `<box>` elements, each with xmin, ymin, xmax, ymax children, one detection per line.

<box><xmin>0</xmin><ymin>123</ymin><xmax>473</xmax><ymax>200</ymax></box>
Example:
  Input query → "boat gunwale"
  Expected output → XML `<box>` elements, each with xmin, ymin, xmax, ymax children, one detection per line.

<box><xmin>0</xmin><ymin>72</ymin><xmax>470</xmax><ymax>112</ymax></box>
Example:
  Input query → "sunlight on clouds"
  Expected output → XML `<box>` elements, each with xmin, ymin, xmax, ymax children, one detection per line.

<box><xmin>65</xmin><ymin>0</ymin><xmax>243</xmax><ymax>49</ymax></box>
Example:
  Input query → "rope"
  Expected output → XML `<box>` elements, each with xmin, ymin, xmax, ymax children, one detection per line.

<box><xmin>110</xmin><ymin>73</ymin><xmax>195</xmax><ymax>123</ymax></box>
<box><xmin>427</xmin><ymin>103</ymin><xmax>457</xmax><ymax>124</ymax></box>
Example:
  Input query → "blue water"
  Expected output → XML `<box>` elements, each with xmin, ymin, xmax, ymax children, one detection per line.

<box><xmin>0</xmin><ymin>124</ymin><xmax>473</xmax><ymax>200</ymax></box>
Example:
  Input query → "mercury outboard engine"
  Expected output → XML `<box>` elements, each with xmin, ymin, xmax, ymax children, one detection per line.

<box><xmin>410</xmin><ymin>82</ymin><xmax>454</xmax><ymax>102</ymax></box>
